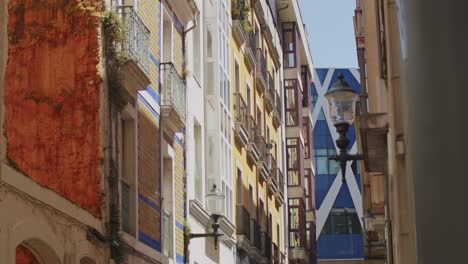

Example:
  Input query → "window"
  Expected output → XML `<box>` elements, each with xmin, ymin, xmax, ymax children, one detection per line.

<box><xmin>218</xmin><ymin>0</ymin><xmax>232</xmax><ymax>222</ymax></box>
<box><xmin>282</xmin><ymin>22</ymin><xmax>296</xmax><ymax>68</ymax></box>
<box><xmin>304</xmin><ymin>169</ymin><xmax>313</xmax><ymax>211</ymax></box>
<box><xmin>257</xmin><ymin>106</ymin><xmax>262</xmax><ymax>134</ymax></box>
<box><xmin>322</xmin><ymin>208</ymin><xmax>363</xmax><ymax>235</ymax></box>
<box><xmin>288</xmin><ymin>198</ymin><xmax>304</xmax><ymax>248</ymax></box>
<box><xmin>302</xmin><ymin>118</ymin><xmax>311</xmax><ymax>159</ymax></box>
<box><xmin>301</xmin><ymin>66</ymin><xmax>309</xmax><ymax>107</ymax></box>
<box><xmin>285</xmin><ymin>80</ymin><xmax>299</xmax><ymax>127</ymax></box>
<box><xmin>120</xmin><ymin>117</ymin><xmax>136</xmax><ymax>236</ymax></box>
<box><xmin>235</xmin><ymin>61</ymin><xmax>240</xmax><ymax>92</ymax></box>
<box><xmin>194</xmin><ymin>123</ymin><xmax>203</xmax><ymax>201</ymax></box>
<box><xmin>314</xmin><ymin>148</ymin><xmax>340</xmax><ymax>175</ymax></box>
<box><xmin>247</xmin><ymin>85</ymin><xmax>251</xmax><ymax>113</ymax></box>
<box><xmin>286</xmin><ymin>138</ymin><xmax>301</xmax><ymax>186</ymax></box>
<box><xmin>162</xmin><ymin>211</ymin><xmax>170</xmax><ymax>256</ymax></box>
<box><xmin>237</xmin><ymin>169</ymin><xmax>243</xmax><ymax>205</ymax></box>
<box><xmin>193</xmin><ymin>14</ymin><xmax>201</xmax><ymax>80</ymax></box>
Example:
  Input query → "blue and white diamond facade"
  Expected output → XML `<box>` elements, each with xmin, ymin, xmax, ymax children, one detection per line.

<box><xmin>312</xmin><ymin>68</ymin><xmax>364</xmax><ymax>260</ymax></box>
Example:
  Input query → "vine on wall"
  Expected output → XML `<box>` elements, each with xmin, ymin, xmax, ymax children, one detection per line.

<box><xmin>102</xmin><ymin>10</ymin><xmax>129</xmax><ymax>112</ymax></box>
<box><xmin>102</xmin><ymin>10</ymin><xmax>129</xmax><ymax>263</ymax></box>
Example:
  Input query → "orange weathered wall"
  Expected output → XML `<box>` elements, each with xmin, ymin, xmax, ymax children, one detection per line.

<box><xmin>5</xmin><ymin>0</ymin><xmax>102</xmax><ymax>216</ymax></box>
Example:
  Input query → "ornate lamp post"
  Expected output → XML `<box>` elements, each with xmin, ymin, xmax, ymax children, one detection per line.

<box><xmin>362</xmin><ymin>209</ymin><xmax>376</xmax><ymax>257</ymax></box>
<box><xmin>325</xmin><ymin>73</ymin><xmax>365</xmax><ymax>183</ymax></box>
<box><xmin>187</xmin><ymin>184</ymin><xmax>225</xmax><ymax>249</ymax></box>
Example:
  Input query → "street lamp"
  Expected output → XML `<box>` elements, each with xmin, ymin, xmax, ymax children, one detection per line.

<box><xmin>187</xmin><ymin>184</ymin><xmax>225</xmax><ymax>250</ymax></box>
<box><xmin>325</xmin><ymin>73</ymin><xmax>365</xmax><ymax>183</ymax></box>
<box><xmin>362</xmin><ymin>209</ymin><xmax>376</xmax><ymax>232</ymax></box>
<box><xmin>362</xmin><ymin>209</ymin><xmax>376</xmax><ymax>257</ymax></box>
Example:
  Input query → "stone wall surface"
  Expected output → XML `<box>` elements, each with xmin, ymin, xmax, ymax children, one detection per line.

<box><xmin>4</xmin><ymin>0</ymin><xmax>102</xmax><ymax>216</ymax></box>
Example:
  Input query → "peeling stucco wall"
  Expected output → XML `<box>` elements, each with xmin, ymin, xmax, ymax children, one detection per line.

<box><xmin>4</xmin><ymin>0</ymin><xmax>103</xmax><ymax>216</ymax></box>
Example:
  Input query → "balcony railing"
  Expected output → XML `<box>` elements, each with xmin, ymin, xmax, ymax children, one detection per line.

<box><xmin>275</xmin><ymin>168</ymin><xmax>284</xmax><ymax>205</ymax></box>
<box><xmin>257</xmin><ymin>50</ymin><xmax>267</xmax><ymax>81</ymax></box>
<box><xmin>245</xmin><ymin>28</ymin><xmax>257</xmax><ymax>70</ymax></box>
<box><xmin>236</xmin><ymin>205</ymin><xmax>251</xmax><ymax>237</ymax></box>
<box><xmin>160</xmin><ymin>62</ymin><xmax>186</xmax><ymax>122</ymax></box>
<box><xmin>256</xmin><ymin>49</ymin><xmax>267</xmax><ymax>93</ymax></box>
<box><xmin>268</xmin><ymin>160</ymin><xmax>279</xmax><ymax>193</ymax></box>
<box><xmin>272</xmin><ymin>243</ymin><xmax>280</xmax><ymax>264</ymax></box>
<box><xmin>231</xmin><ymin>13</ymin><xmax>247</xmax><ymax>45</ymax></box>
<box><xmin>246</xmin><ymin>116</ymin><xmax>260</xmax><ymax>163</ymax></box>
<box><xmin>272</xmin><ymin>90</ymin><xmax>282</xmax><ymax>128</ymax></box>
<box><xmin>117</xmin><ymin>6</ymin><xmax>150</xmax><ymax>76</ymax></box>
<box><xmin>264</xmin><ymin>233</ymin><xmax>272</xmax><ymax>260</ymax></box>
<box><xmin>234</xmin><ymin>93</ymin><xmax>249</xmax><ymax>147</ymax></box>
<box><xmin>255</xmin><ymin>132</ymin><xmax>270</xmax><ymax>182</ymax></box>
<box><xmin>252</xmin><ymin>219</ymin><xmax>262</xmax><ymax>251</ymax></box>
<box><xmin>246</xmin><ymin>28</ymin><xmax>256</xmax><ymax>51</ymax></box>
<box><xmin>265</xmin><ymin>72</ymin><xmax>275</xmax><ymax>112</ymax></box>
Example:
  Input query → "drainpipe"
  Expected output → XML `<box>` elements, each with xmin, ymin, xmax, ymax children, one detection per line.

<box><xmin>182</xmin><ymin>6</ymin><xmax>199</xmax><ymax>264</ymax></box>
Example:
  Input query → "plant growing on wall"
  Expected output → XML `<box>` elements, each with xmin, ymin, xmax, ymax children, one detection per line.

<box><xmin>102</xmin><ymin>10</ymin><xmax>129</xmax><ymax>112</ymax></box>
<box><xmin>101</xmin><ymin>11</ymin><xmax>128</xmax><ymax>264</ymax></box>
<box><xmin>233</xmin><ymin>0</ymin><xmax>252</xmax><ymax>31</ymax></box>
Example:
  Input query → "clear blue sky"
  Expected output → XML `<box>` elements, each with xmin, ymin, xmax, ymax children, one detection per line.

<box><xmin>298</xmin><ymin>0</ymin><xmax>358</xmax><ymax>68</ymax></box>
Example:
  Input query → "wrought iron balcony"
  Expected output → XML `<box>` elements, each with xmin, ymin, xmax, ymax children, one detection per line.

<box><xmin>262</xmin><ymin>232</ymin><xmax>272</xmax><ymax>260</ymax></box>
<box><xmin>252</xmin><ymin>219</ymin><xmax>262</xmax><ymax>252</ymax></box>
<box><xmin>232</xmin><ymin>14</ymin><xmax>247</xmax><ymax>46</ymax></box>
<box><xmin>275</xmin><ymin>168</ymin><xmax>284</xmax><ymax>205</ymax></box>
<box><xmin>255</xmin><ymin>49</ymin><xmax>267</xmax><ymax>94</ymax></box>
<box><xmin>264</xmin><ymin>72</ymin><xmax>275</xmax><ymax>112</ymax></box>
<box><xmin>236</xmin><ymin>205</ymin><xmax>251</xmax><ymax>238</ymax></box>
<box><xmin>272</xmin><ymin>243</ymin><xmax>281</xmax><ymax>264</ymax></box>
<box><xmin>268</xmin><ymin>160</ymin><xmax>279</xmax><ymax>194</ymax></box>
<box><xmin>117</xmin><ymin>6</ymin><xmax>150</xmax><ymax>77</ymax></box>
<box><xmin>245</xmin><ymin>28</ymin><xmax>257</xmax><ymax>71</ymax></box>
<box><xmin>115</xmin><ymin>6</ymin><xmax>151</xmax><ymax>98</ymax></box>
<box><xmin>234</xmin><ymin>93</ymin><xmax>249</xmax><ymax>148</ymax></box>
<box><xmin>246</xmin><ymin>116</ymin><xmax>260</xmax><ymax>164</ymax></box>
<box><xmin>272</xmin><ymin>90</ymin><xmax>282</xmax><ymax>129</ymax></box>
<box><xmin>255</xmin><ymin>134</ymin><xmax>269</xmax><ymax>183</ymax></box>
<box><xmin>160</xmin><ymin>62</ymin><xmax>186</xmax><ymax>133</ymax></box>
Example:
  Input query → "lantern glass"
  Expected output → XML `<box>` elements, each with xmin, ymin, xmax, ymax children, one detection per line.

<box><xmin>326</xmin><ymin>90</ymin><xmax>358</xmax><ymax>125</ymax></box>
<box><xmin>362</xmin><ymin>210</ymin><xmax>376</xmax><ymax>232</ymax></box>
<box><xmin>206</xmin><ymin>184</ymin><xmax>224</xmax><ymax>216</ymax></box>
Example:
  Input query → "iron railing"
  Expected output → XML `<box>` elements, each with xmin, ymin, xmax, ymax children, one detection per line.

<box><xmin>234</xmin><ymin>93</ymin><xmax>249</xmax><ymax>129</ymax></box>
<box><xmin>275</xmin><ymin>91</ymin><xmax>282</xmax><ymax>119</ymax></box>
<box><xmin>267</xmin><ymin>72</ymin><xmax>275</xmax><ymax>101</ymax></box>
<box><xmin>252</xmin><ymin>219</ymin><xmax>262</xmax><ymax>251</ymax></box>
<box><xmin>247</xmin><ymin>115</ymin><xmax>258</xmax><ymax>143</ymax></box>
<box><xmin>264</xmin><ymin>153</ymin><xmax>274</xmax><ymax>172</ymax></box>
<box><xmin>255</xmin><ymin>133</ymin><xmax>268</xmax><ymax>158</ymax></box>
<box><xmin>246</xmin><ymin>28</ymin><xmax>256</xmax><ymax>58</ymax></box>
<box><xmin>236</xmin><ymin>205</ymin><xmax>251</xmax><ymax>237</ymax></box>
<box><xmin>264</xmin><ymin>233</ymin><xmax>272</xmax><ymax>259</ymax></box>
<box><xmin>116</xmin><ymin>6</ymin><xmax>150</xmax><ymax>76</ymax></box>
<box><xmin>160</xmin><ymin>62</ymin><xmax>186</xmax><ymax>120</ymax></box>
<box><xmin>277</xmin><ymin>168</ymin><xmax>284</xmax><ymax>197</ymax></box>
<box><xmin>272</xmin><ymin>243</ymin><xmax>279</xmax><ymax>264</ymax></box>
<box><xmin>256</xmin><ymin>49</ymin><xmax>267</xmax><ymax>83</ymax></box>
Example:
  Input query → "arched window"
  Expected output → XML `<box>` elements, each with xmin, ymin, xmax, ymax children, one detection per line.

<box><xmin>80</xmin><ymin>257</ymin><xmax>96</xmax><ymax>264</ymax></box>
<box><xmin>16</xmin><ymin>244</ymin><xmax>40</xmax><ymax>264</ymax></box>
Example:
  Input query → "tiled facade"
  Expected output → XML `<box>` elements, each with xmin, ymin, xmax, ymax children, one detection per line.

<box><xmin>312</xmin><ymin>68</ymin><xmax>364</xmax><ymax>261</ymax></box>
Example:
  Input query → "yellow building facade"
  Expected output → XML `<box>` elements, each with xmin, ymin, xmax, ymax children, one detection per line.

<box><xmin>231</xmin><ymin>0</ymin><xmax>286</xmax><ymax>262</ymax></box>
